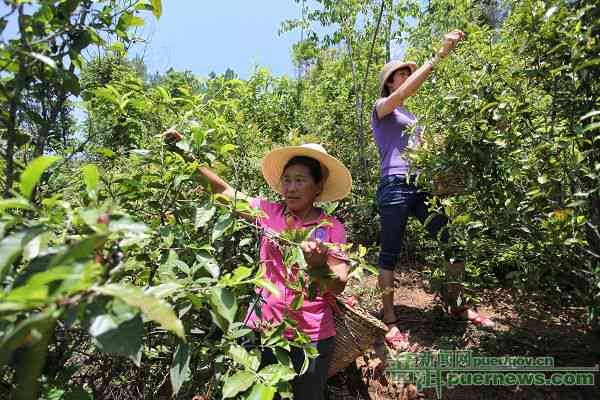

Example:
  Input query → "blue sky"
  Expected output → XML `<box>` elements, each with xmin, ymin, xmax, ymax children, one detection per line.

<box><xmin>0</xmin><ymin>1</ymin><xmax>309</xmax><ymax>79</ymax></box>
<box><xmin>138</xmin><ymin>0</ymin><xmax>403</xmax><ymax>78</ymax></box>
<box><xmin>0</xmin><ymin>1</ymin><xmax>406</xmax><ymax>79</ymax></box>
<box><xmin>135</xmin><ymin>1</ymin><xmax>305</xmax><ymax>78</ymax></box>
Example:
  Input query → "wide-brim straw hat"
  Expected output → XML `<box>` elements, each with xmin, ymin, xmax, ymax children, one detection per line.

<box><xmin>261</xmin><ymin>143</ymin><xmax>352</xmax><ymax>203</ymax></box>
<box><xmin>378</xmin><ymin>60</ymin><xmax>418</xmax><ymax>97</ymax></box>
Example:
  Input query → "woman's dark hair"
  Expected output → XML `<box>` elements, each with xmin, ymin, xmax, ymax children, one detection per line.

<box><xmin>383</xmin><ymin>67</ymin><xmax>411</xmax><ymax>97</ymax></box>
<box><xmin>283</xmin><ymin>156</ymin><xmax>324</xmax><ymax>183</ymax></box>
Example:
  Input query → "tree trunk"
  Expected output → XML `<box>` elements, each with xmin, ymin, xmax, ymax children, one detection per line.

<box><xmin>357</xmin><ymin>0</ymin><xmax>386</xmax><ymax>178</ymax></box>
<box><xmin>342</xmin><ymin>26</ymin><xmax>366</xmax><ymax>180</ymax></box>
<box><xmin>5</xmin><ymin>98</ymin><xmax>19</xmax><ymax>198</ymax></box>
<box><xmin>385</xmin><ymin>0</ymin><xmax>393</xmax><ymax>62</ymax></box>
<box><xmin>4</xmin><ymin>5</ymin><xmax>27</xmax><ymax>198</ymax></box>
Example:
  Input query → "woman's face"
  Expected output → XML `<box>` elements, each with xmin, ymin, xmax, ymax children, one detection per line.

<box><xmin>386</xmin><ymin>67</ymin><xmax>412</xmax><ymax>93</ymax></box>
<box><xmin>280</xmin><ymin>164</ymin><xmax>322</xmax><ymax>213</ymax></box>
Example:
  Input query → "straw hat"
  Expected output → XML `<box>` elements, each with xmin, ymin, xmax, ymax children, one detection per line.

<box><xmin>261</xmin><ymin>143</ymin><xmax>352</xmax><ymax>203</ymax></box>
<box><xmin>378</xmin><ymin>60</ymin><xmax>417</xmax><ymax>97</ymax></box>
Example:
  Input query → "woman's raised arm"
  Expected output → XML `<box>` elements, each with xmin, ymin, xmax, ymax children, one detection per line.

<box><xmin>376</xmin><ymin>30</ymin><xmax>465</xmax><ymax>120</ymax></box>
<box><xmin>163</xmin><ymin>128</ymin><xmax>249</xmax><ymax>202</ymax></box>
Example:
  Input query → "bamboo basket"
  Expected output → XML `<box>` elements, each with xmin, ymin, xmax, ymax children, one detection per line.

<box><xmin>328</xmin><ymin>299</ymin><xmax>388</xmax><ymax>377</ymax></box>
<box><xmin>433</xmin><ymin>167</ymin><xmax>465</xmax><ymax>196</ymax></box>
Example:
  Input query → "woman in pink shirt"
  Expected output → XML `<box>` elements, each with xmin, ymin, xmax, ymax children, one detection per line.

<box><xmin>164</xmin><ymin>133</ymin><xmax>352</xmax><ymax>399</ymax></box>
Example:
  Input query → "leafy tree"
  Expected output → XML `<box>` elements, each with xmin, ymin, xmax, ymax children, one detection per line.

<box><xmin>148</xmin><ymin>68</ymin><xmax>205</xmax><ymax>97</ymax></box>
<box><xmin>406</xmin><ymin>0</ymin><xmax>599</xmax><ymax>322</ymax></box>
<box><xmin>2</xmin><ymin>2</ymin><xmax>600</xmax><ymax>399</ymax></box>
<box><xmin>0</xmin><ymin>0</ymin><xmax>163</xmax><ymax>198</ymax></box>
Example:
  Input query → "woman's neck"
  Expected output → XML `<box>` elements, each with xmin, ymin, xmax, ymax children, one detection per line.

<box><xmin>292</xmin><ymin>206</ymin><xmax>320</xmax><ymax>222</ymax></box>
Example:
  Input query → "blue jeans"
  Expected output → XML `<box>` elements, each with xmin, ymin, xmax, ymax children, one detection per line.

<box><xmin>377</xmin><ymin>174</ymin><xmax>453</xmax><ymax>269</ymax></box>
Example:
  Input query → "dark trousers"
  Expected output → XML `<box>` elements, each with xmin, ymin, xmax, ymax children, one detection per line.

<box><xmin>260</xmin><ymin>336</ymin><xmax>335</xmax><ymax>400</ymax></box>
<box><xmin>377</xmin><ymin>175</ymin><xmax>451</xmax><ymax>269</ymax></box>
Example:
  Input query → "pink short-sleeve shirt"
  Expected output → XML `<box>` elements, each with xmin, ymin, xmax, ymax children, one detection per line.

<box><xmin>244</xmin><ymin>197</ymin><xmax>347</xmax><ymax>341</ymax></box>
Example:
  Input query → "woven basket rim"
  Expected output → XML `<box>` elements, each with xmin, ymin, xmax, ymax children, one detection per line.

<box><xmin>336</xmin><ymin>300</ymin><xmax>388</xmax><ymax>332</ymax></box>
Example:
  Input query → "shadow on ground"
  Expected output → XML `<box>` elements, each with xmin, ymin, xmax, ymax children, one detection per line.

<box><xmin>328</xmin><ymin>269</ymin><xmax>600</xmax><ymax>400</ymax></box>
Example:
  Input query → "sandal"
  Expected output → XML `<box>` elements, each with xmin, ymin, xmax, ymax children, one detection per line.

<box><xmin>450</xmin><ymin>307</ymin><xmax>495</xmax><ymax>329</ymax></box>
<box><xmin>468</xmin><ymin>312</ymin><xmax>495</xmax><ymax>328</ymax></box>
<box><xmin>382</xmin><ymin>319</ymin><xmax>415</xmax><ymax>351</ymax></box>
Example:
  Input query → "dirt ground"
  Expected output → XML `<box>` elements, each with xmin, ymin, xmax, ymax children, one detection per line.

<box><xmin>327</xmin><ymin>269</ymin><xmax>600</xmax><ymax>400</ymax></box>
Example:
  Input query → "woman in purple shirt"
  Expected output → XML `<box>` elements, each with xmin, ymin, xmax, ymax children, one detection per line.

<box><xmin>371</xmin><ymin>30</ymin><xmax>494</xmax><ymax>353</ymax></box>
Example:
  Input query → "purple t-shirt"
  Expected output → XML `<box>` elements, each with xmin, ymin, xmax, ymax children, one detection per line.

<box><xmin>371</xmin><ymin>103</ymin><xmax>423</xmax><ymax>176</ymax></box>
